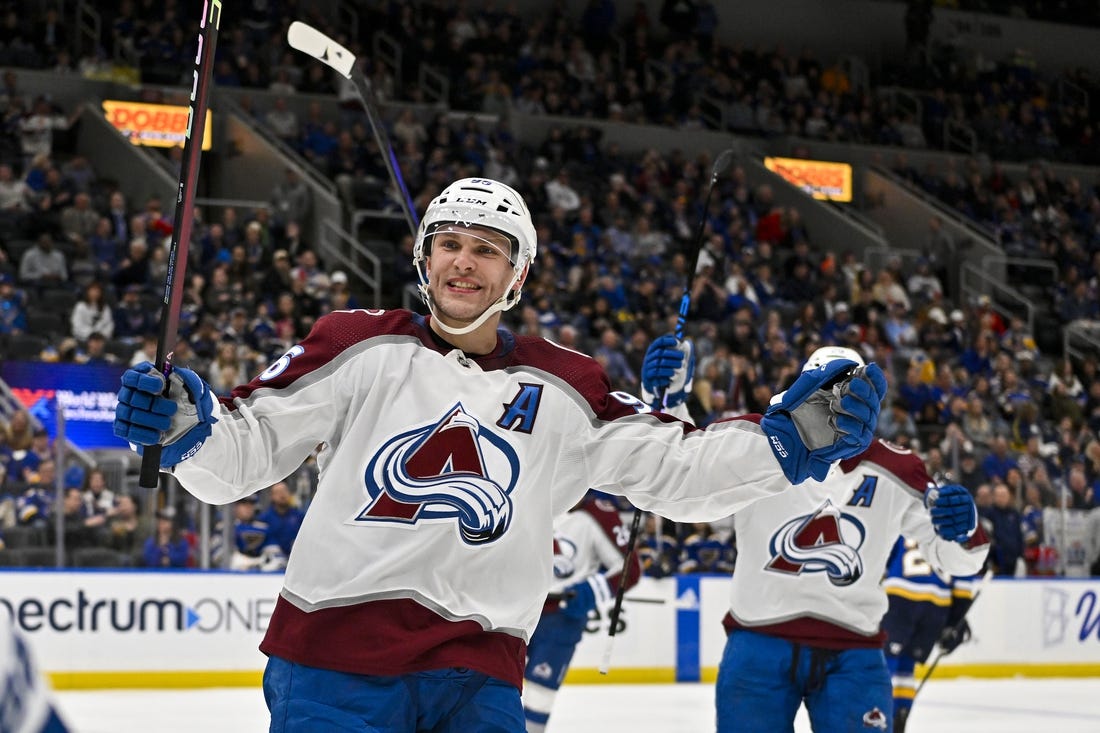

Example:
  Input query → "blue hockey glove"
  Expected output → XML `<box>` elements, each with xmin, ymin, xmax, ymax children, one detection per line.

<box><xmin>925</xmin><ymin>483</ymin><xmax>977</xmax><ymax>543</ymax></box>
<box><xmin>114</xmin><ymin>361</ymin><xmax>218</xmax><ymax>468</ymax></box>
<box><xmin>640</xmin><ymin>334</ymin><xmax>695</xmax><ymax>410</ymax></box>
<box><xmin>761</xmin><ymin>361</ymin><xmax>887</xmax><ymax>484</ymax></box>
<box><xmin>559</xmin><ymin>574</ymin><xmax>611</xmax><ymax>620</ymax></box>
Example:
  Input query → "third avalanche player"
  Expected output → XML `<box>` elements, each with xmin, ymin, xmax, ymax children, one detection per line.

<box><xmin>643</xmin><ymin>344</ymin><xmax>990</xmax><ymax>733</ymax></box>
<box><xmin>522</xmin><ymin>491</ymin><xmax>641</xmax><ymax>732</ymax></box>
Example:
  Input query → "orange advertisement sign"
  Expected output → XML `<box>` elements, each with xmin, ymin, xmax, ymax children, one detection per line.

<box><xmin>764</xmin><ymin>156</ymin><xmax>852</xmax><ymax>202</ymax></box>
<box><xmin>102</xmin><ymin>100</ymin><xmax>213</xmax><ymax>150</ymax></box>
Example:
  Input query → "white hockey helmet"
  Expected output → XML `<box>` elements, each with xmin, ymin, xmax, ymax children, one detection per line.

<box><xmin>413</xmin><ymin>178</ymin><xmax>538</xmax><ymax>335</ymax></box>
<box><xmin>802</xmin><ymin>345</ymin><xmax>865</xmax><ymax>372</ymax></box>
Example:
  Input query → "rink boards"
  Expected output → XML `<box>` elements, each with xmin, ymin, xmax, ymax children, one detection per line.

<box><xmin>0</xmin><ymin>571</ymin><xmax>1097</xmax><ymax>689</ymax></box>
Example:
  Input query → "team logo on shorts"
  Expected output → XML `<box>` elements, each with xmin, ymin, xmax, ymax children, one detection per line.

<box><xmin>351</xmin><ymin>403</ymin><xmax>519</xmax><ymax>544</ymax></box>
<box><xmin>765</xmin><ymin>499</ymin><xmax>866</xmax><ymax>585</ymax></box>
<box><xmin>862</xmin><ymin>707</ymin><xmax>888</xmax><ymax>729</ymax></box>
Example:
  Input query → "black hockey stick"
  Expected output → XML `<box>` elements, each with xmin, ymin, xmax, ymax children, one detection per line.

<box><xmin>599</xmin><ymin>507</ymin><xmax>643</xmax><ymax>674</ymax></box>
<box><xmin>139</xmin><ymin>0</ymin><xmax>223</xmax><ymax>488</ymax></box>
<box><xmin>913</xmin><ymin>567</ymin><xmax>994</xmax><ymax>698</ymax></box>
<box><xmin>671</xmin><ymin>148</ymin><xmax>736</xmax><ymax>344</ymax></box>
<box><xmin>547</xmin><ymin>591</ymin><xmax>666</xmax><ymax>605</ymax></box>
<box><xmin>287</xmin><ymin>21</ymin><xmax>419</xmax><ymax>237</ymax></box>
<box><xmin>600</xmin><ymin>149</ymin><xmax>737</xmax><ymax>673</ymax></box>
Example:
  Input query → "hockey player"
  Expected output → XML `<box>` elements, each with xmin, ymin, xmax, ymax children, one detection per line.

<box><xmin>114</xmin><ymin>178</ymin><xmax>887</xmax><ymax>732</ymax></box>
<box><xmin>882</xmin><ymin>536</ymin><xmax>982</xmax><ymax>732</ymax></box>
<box><xmin>642</xmin><ymin>340</ymin><xmax>989</xmax><ymax>733</ymax></box>
<box><xmin>522</xmin><ymin>491</ymin><xmax>641</xmax><ymax>732</ymax></box>
<box><xmin>0</xmin><ymin>612</ymin><xmax>70</xmax><ymax>733</ymax></box>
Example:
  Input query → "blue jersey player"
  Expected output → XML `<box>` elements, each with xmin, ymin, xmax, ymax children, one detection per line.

<box><xmin>882</xmin><ymin>536</ymin><xmax>981</xmax><ymax>732</ymax></box>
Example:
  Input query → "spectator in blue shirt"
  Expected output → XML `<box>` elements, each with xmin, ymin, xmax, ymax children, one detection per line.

<box><xmin>258</xmin><ymin>481</ymin><xmax>304</xmax><ymax>558</ymax></box>
<box><xmin>982</xmin><ymin>435</ymin><xmax>1019</xmax><ymax>484</ymax></box>
<box><xmin>142</xmin><ymin>507</ymin><xmax>191</xmax><ymax>568</ymax></box>
<box><xmin>897</xmin><ymin>361</ymin><xmax>935</xmax><ymax>420</ymax></box>
<box><xmin>979</xmin><ymin>483</ymin><xmax>1025</xmax><ymax>576</ymax></box>
<box><xmin>0</xmin><ymin>273</ymin><xmax>28</xmax><ymax>334</ymax></box>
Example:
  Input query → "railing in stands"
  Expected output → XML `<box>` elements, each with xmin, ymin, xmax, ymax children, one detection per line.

<box><xmin>644</xmin><ymin>58</ymin><xmax>670</xmax><ymax>93</ymax></box>
<box><xmin>840</xmin><ymin>54</ymin><xmax>869</xmax><ymax>95</ymax></box>
<box><xmin>696</xmin><ymin>91</ymin><xmax>725</xmax><ymax>130</ymax></box>
<box><xmin>862</xmin><ymin>246</ymin><xmax>923</xmax><ymax>274</ymax></box>
<box><xmin>337</xmin><ymin>0</ymin><xmax>360</xmax><ymax>42</ymax></box>
<box><xmin>74</xmin><ymin>1</ymin><xmax>101</xmax><ymax>63</ymax></box>
<box><xmin>870</xmin><ymin>164</ymin><xmax>999</xmax><ymax>245</ymax></box>
<box><xmin>609</xmin><ymin>35</ymin><xmax>626</xmax><ymax>76</ymax></box>
<box><xmin>216</xmin><ymin>94</ymin><xmax>338</xmax><ymax>199</ymax></box>
<box><xmin>878</xmin><ymin>86</ymin><xmax>923</xmax><ymax>126</ymax></box>
<box><xmin>1064</xmin><ymin>321</ymin><xmax>1100</xmax><ymax>364</ymax></box>
<box><xmin>373</xmin><ymin>32</ymin><xmax>402</xmax><ymax>86</ymax></box>
<box><xmin>1056</xmin><ymin>76</ymin><xmax>1089</xmax><ymax>116</ymax></box>
<box><xmin>959</xmin><ymin>261</ymin><xmax>1035</xmax><ymax>333</ymax></box>
<box><xmin>320</xmin><ymin>218</ymin><xmax>382</xmax><ymax>308</ymax></box>
<box><xmin>418</xmin><ymin>65</ymin><xmax>449</xmax><ymax>105</ymax></box>
<box><xmin>943</xmin><ymin>117</ymin><xmax>978</xmax><ymax>154</ymax></box>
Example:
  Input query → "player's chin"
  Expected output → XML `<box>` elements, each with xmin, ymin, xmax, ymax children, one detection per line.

<box><xmin>436</xmin><ymin>302</ymin><xmax>486</xmax><ymax>326</ymax></box>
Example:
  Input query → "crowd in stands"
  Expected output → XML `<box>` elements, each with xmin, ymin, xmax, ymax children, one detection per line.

<box><xmin>1</xmin><ymin>0</ymin><xmax>1100</xmax><ymax>575</ymax></box>
<box><xmin>4</xmin><ymin>1</ymin><xmax>1098</xmax><ymax>165</ymax></box>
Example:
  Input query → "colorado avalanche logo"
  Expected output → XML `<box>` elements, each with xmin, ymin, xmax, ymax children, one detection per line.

<box><xmin>766</xmin><ymin>499</ymin><xmax>866</xmax><ymax>586</ymax></box>
<box><xmin>352</xmin><ymin>403</ymin><xmax>519</xmax><ymax>545</ymax></box>
<box><xmin>552</xmin><ymin>535</ymin><xmax>578</xmax><ymax>580</ymax></box>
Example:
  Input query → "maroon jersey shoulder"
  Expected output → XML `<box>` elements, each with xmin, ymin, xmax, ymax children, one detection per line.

<box><xmin>580</xmin><ymin>498</ymin><xmax>628</xmax><ymax>551</ymax></box>
<box><xmin>718</xmin><ymin>413</ymin><xmax>764</xmax><ymax>426</ymax></box>
<box><xmin>577</xmin><ymin>497</ymin><xmax>642</xmax><ymax>591</ymax></box>
<box><xmin>509</xmin><ymin>335</ymin><xmax>637</xmax><ymax>420</ymax></box>
<box><xmin>227</xmin><ymin>308</ymin><xmax>423</xmax><ymax>405</ymax></box>
<box><xmin>840</xmin><ymin>439</ymin><xmax>933</xmax><ymax>493</ymax></box>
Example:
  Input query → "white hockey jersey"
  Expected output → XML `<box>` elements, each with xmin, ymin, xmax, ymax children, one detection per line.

<box><xmin>722</xmin><ymin>434</ymin><xmax>989</xmax><ymax>648</ymax></box>
<box><xmin>172</xmin><ymin>309</ymin><xmax>801</xmax><ymax>687</ymax></box>
<box><xmin>547</xmin><ymin>496</ymin><xmax>641</xmax><ymax>613</ymax></box>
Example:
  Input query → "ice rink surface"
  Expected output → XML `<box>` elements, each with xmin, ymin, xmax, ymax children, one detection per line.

<box><xmin>54</xmin><ymin>678</ymin><xmax>1100</xmax><ymax>732</ymax></box>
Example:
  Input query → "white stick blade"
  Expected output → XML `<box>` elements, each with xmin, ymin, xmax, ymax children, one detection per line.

<box><xmin>287</xmin><ymin>21</ymin><xmax>355</xmax><ymax>78</ymax></box>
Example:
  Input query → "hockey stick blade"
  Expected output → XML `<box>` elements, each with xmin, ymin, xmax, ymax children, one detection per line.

<box><xmin>287</xmin><ymin>21</ymin><xmax>355</xmax><ymax>78</ymax></box>
<box><xmin>288</xmin><ymin>20</ymin><xmax>419</xmax><ymax>238</ymax></box>
<box><xmin>711</xmin><ymin>148</ymin><xmax>736</xmax><ymax>181</ymax></box>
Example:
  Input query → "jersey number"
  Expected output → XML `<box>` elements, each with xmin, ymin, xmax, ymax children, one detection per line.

<box><xmin>900</xmin><ymin>538</ymin><xmax>932</xmax><ymax>578</ymax></box>
<box><xmin>259</xmin><ymin>345</ymin><xmax>305</xmax><ymax>381</ymax></box>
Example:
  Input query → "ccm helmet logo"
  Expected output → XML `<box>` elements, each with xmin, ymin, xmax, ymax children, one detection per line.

<box><xmin>453</xmin><ymin>197</ymin><xmax>488</xmax><ymax>205</ymax></box>
<box><xmin>770</xmin><ymin>435</ymin><xmax>788</xmax><ymax>458</ymax></box>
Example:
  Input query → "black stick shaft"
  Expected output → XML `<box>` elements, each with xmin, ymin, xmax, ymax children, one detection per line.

<box><xmin>606</xmin><ymin>508</ymin><xmax>643</xmax><ymax>638</ymax></box>
<box><xmin>139</xmin><ymin>0</ymin><xmax>223</xmax><ymax>488</ymax></box>
<box><xmin>657</xmin><ymin>149</ymin><xmax>733</xmax><ymax>407</ymax></box>
<box><xmin>347</xmin><ymin>72</ymin><xmax>419</xmax><ymax>237</ymax></box>
<box><xmin>599</xmin><ymin>506</ymin><xmax>643</xmax><ymax>673</ymax></box>
<box><xmin>913</xmin><ymin>568</ymin><xmax>993</xmax><ymax>697</ymax></box>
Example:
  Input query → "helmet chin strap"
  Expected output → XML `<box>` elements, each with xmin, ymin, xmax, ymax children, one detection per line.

<box><xmin>428</xmin><ymin>292</ymin><xmax>510</xmax><ymax>336</ymax></box>
<box><xmin>424</xmin><ymin>272</ymin><xmax>523</xmax><ymax>337</ymax></box>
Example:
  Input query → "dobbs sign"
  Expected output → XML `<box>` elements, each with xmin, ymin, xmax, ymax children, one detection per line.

<box><xmin>102</xmin><ymin>99</ymin><xmax>213</xmax><ymax>150</ymax></box>
<box><xmin>764</xmin><ymin>156</ymin><xmax>852</xmax><ymax>202</ymax></box>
